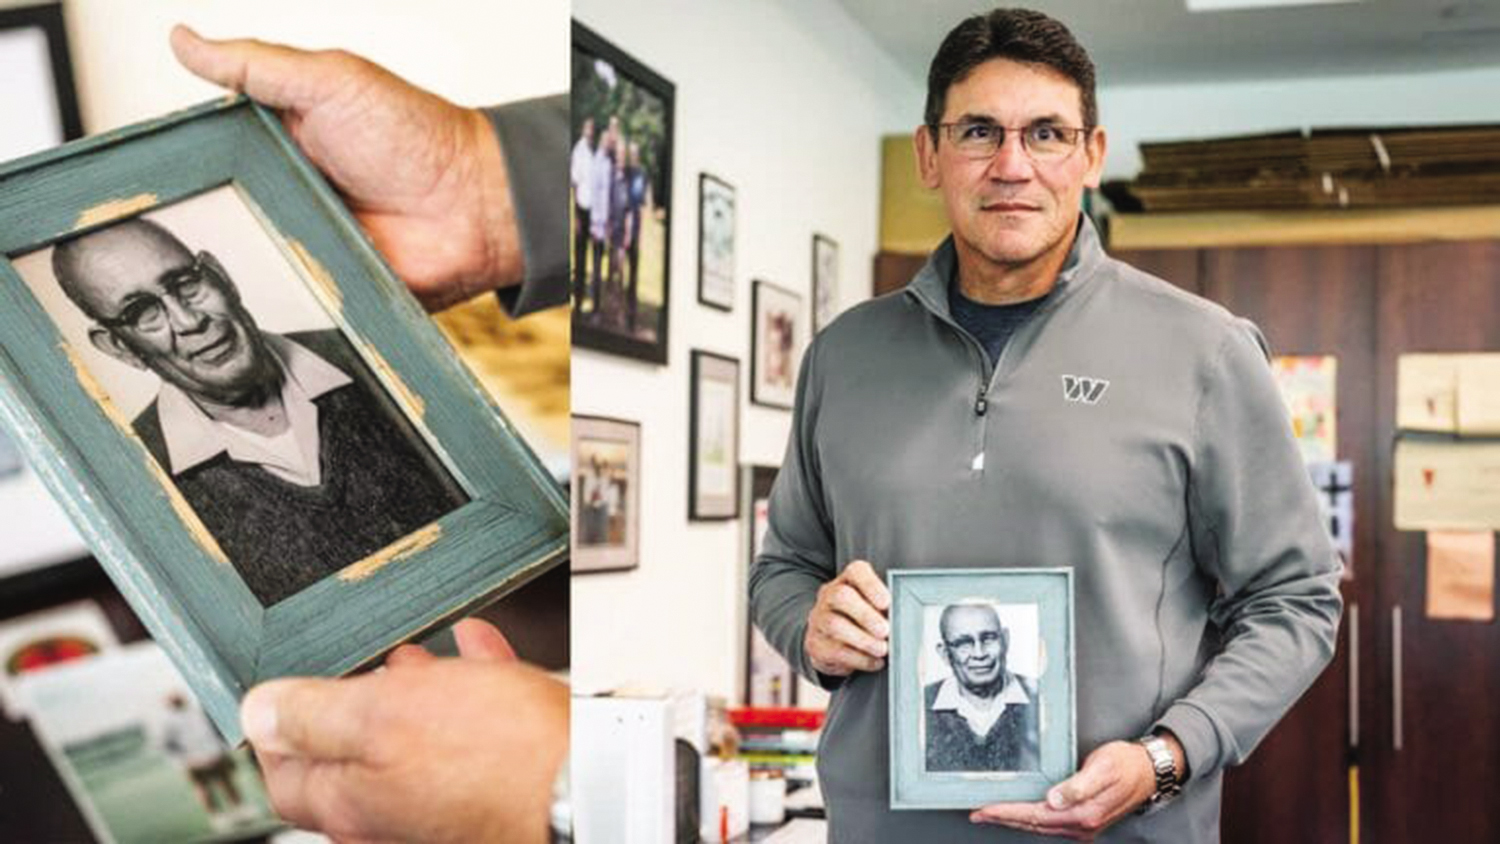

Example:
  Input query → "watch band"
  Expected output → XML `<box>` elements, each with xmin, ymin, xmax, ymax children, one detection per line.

<box><xmin>1135</xmin><ymin>733</ymin><xmax>1182</xmax><ymax>813</ymax></box>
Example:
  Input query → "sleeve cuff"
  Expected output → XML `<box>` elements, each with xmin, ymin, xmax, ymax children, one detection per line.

<box><xmin>1153</xmin><ymin>701</ymin><xmax>1223</xmax><ymax>784</ymax></box>
<box><xmin>482</xmin><ymin>95</ymin><xmax>569</xmax><ymax>317</ymax></box>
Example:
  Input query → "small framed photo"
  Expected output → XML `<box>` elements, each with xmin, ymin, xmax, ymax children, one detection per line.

<box><xmin>18</xmin><ymin>642</ymin><xmax>282</xmax><ymax>842</ymax></box>
<box><xmin>0</xmin><ymin>98</ymin><xmax>568</xmax><ymax>741</ymax></box>
<box><xmin>689</xmin><ymin>350</ymin><xmax>739</xmax><ymax>521</ymax></box>
<box><xmin>812</xmin><ymin>233</ymin><xmax>839</xmax><ymax>333</ymax></box>
<box><xmin>697</xmin><ymin>172</ymin><xmax>735</xmax><ymax>311</ymax></box>
<box><xmin>750</xmin><ymin>280</ymin><xmax>804</xmax><ymax>409</ymax></box>
<box><xmin>571</xmin><ymin>415</ymin><xmax>641</xmax><ymax>574</ymax></box>
<box><xmin>743</xmin><ymin>463</ymin><xmax>796</xmax><ymax>706</ymax></box>
<box><xmin>887</xmin><ymin>568</ymin><xmax>1076</xmax><ymax>809</ymax></box>
<box><xmin>571</xmin><ymin>21</ymin><xmax>675</xmax><ymax>365</ymax></box>
<box><xmin>0</xmin><ymin>3</ymin><xmax>84</xmax><ymax>162</ymax></box>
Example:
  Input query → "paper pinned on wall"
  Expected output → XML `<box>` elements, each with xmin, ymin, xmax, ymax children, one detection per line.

<box><xmin>1273</xmin><ymin>355</ymin><xmax>1337</xmax><ymax>463</ymax></box>
<box><xmin>1457</xmin><ymin>355</ymin><xmax>1500</xmax><ymax>436</ymax></box>
<box><xmin>1394</xmin><ymin>440</ymin><xmax>1500</xmax><ymax>531</ymax></box>
<box><xmin>1397</xmin><ymin>354</ymin><xmax>1459</xmax><ymax>433</ymax></box>
<box><xmin>1426</xmin><ymin>531</ymin><xmax>1495</xmax><ymax>622</ymax></box>
<box><xmin>1308</xmin><ymin>460</ymin><xmax>1354</xmax><ymax>577</ymax></box>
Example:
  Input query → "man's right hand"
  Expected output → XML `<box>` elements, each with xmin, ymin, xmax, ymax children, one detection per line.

<box><xmin>805</xmin><ymin>559</ymin><xmax>892</xmax><ymax>676</ymax></box>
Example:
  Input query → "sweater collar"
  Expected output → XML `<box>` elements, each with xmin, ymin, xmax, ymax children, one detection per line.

<box><xmin>906</xmin><ymin>212</ymin><xmax>1105</xmax><ymax>321</ymax></box>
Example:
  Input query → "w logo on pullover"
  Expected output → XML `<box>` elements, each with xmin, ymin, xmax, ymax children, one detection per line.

<box><xmin>1061</xmin><ymin>375</ymin><xmax>1109</xmax><ymax>405</ymax></box>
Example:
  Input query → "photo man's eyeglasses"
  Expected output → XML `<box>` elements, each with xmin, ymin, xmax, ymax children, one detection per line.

<box><xmin>97</xmin><ymin>252</ymin><xmax>220</xmax><ymax>334</ymax></box>
<box><xmin>935</xmin><ymin>120</ymin><xmax>1088</xmax><ymax>162</ymax></box>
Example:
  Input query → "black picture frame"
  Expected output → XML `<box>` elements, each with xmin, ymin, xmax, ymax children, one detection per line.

<box><xmin>743</xmin><ymin>463</ymin><xmax>798</xmax><ymax>707</ymax></box>
<box><xmin>0</xmin><ymin>3</ymin><xmax>84</xmax><ymax>154</ymax></box>
<box><xmin>571</xmin><ymin>21</ymin><xmax>675</xmax><ymax>365</ymax></box>
<box><xmin>812</xmin><ymin>233</ymin><xmax>839</xmax><ymax>334</ymax></box>
<box><xmin>697</xmin><ymin>172</ymin><xmax>735</xmax><ymax>311</ymax></box>
<box><xmin>688</xmin><ymin>350</ymin><xmax>740</xmax><ymax>521</ymax></box>
<box><xmin>750</xmin><ymin>279</ymin><xmax>803</xmax><ymax>410</ymax></box>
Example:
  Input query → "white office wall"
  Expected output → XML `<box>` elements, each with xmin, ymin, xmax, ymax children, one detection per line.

<box><xmin>61</xmin><ymin>0</ymin><xmax>567</xmax><ymax>132</ymax></box>
<box><xmin>1099</xmin><ymin>65</ymin><xmax>1500</xmax><ymax>179</ymax></box>
<box><xmin>570</xmin><ymin>0</ymin><xmax>921</xmax><ymax>698</ymax></box>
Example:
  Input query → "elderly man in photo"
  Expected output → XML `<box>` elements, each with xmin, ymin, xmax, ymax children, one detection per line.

<box><xmin>927</xmin><ymin>604</ymin><xmax>1039</xmax><ymax>773</ymax></box>
<box><xmin>749</xmin><ymin>7</ymin><xmax>1342</xmax><ymax>842</ymax></box>
<box><xmin>51</xmin><ymin>218</ymin><xmax>468</xmax><ymax>606</ymax></box>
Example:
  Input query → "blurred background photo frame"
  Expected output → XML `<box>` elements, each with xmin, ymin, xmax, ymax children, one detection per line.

<box><xmin>0</xmin><ymin>97</ymin><xmax>568</xmax><ymax>741</ymax></box>
<box><xmin>750</xmin><ymin>280</ymin><xmax>804</xmax><ymax>410</ymax></box>
<box><xmin>571</xmin><ymin>415</ymin><xmax>641</xmax><ymax>574</ymax></box>
<box><xmin>811</xmin><ymin>233</ymin><xmax>838</xmax><ymax>334</ymax></box>
<box><xmin>0</xmin><ymin>2</ymin><xmax>83</xmax><ymax>163</ymax></box>
<box><xmin>18</xmin><ymin>642</ymin><xmax>281</xmax><ymax>844</ymax></box>
<box><xmin>571</xmin><ymin>21</ymin><xmax>675</xmax><ymax>364</ymax></box>
<box><xmin>697</xmin><ymin>172</ymin><xmax>735</xmax><ymax>311</ymax></box>
<box><xmin>887</xmin><ymin>568</ymin><xmax>1076</xmax><ymax>809</ymax></box>
<box><xmin>689</xmin><ymin>350</ymin><xmax>740</xmax><ymax>521</ymax></box>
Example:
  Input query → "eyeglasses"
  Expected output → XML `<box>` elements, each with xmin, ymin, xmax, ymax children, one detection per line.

<box><xmin>97</xmin><ymin>252</ymin><xmax>219</xmax><ymax>334</ymax></box>
<box><xmin>945</xmin><ymin>630</ymin><xmax>1002</xmax><ymax>659</ymax></box>
<box><xmin>935</xmin><ymin>120</ymin><xmax>1087</xmax><ymax>162</ymax></box>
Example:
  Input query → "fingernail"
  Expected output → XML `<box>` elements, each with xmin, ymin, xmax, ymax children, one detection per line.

<box><xmin>876</xmin><ymin>621</ymin><xmax>890</xmax><ymax>637</ymax></box>
<box><xmin>1047</xmin><ymin>789</ymin><xmax>1068</xmax><ymax>809</ymax></box>
<box><xmin>241</xmin><ymin>686</ymin><xmax>282</xmax><ymax>751</ymax></box>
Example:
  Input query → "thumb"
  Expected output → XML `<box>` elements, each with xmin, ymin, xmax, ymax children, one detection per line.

<box><xmin>453</xmin><ymin>618</ymin><xmax>519</xmax><ymax>662</ymax></box>
<box><xmin>240</xmin><ymin>675</ymin><xmax>376</xmax><ymax>761</ymax></box>
<box><xmin>169</xmin><ymin>24</ymin><xmax>326</xmax><ymax>111</ymax></box>
<box><xmin>1046</xmin><ymin>756</ymin><xmax>1113</xmax><ymax>809</ymax></box>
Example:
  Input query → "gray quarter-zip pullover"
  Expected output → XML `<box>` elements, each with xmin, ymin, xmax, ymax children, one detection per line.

<box><xmin>749</xmin><ymin>216</ymin><xmax>1342</xmax><ymax>843</ymax></box>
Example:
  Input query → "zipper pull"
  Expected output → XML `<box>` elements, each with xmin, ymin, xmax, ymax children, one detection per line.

<box><xmin>974</xmin><ymin>390</ymin><xmax>988</xmax><ymax>416</ymax></box>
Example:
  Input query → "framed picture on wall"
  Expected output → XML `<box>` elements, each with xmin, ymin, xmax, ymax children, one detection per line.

<box><xmin>571</xmin><ymin>415</ymin><xmax>641</xmax><ymax>574</ymax></box>
<box><xmin>743</xmin><ymin>463</ymin><xmax>797</xmax><ymax>706</ymax></box>
<box><xmin>750</xmin><ymin>280</ymin><xmax>803</xmax><ymax>409</ymax></box>
<box><xmin>571</xmin><ymin>21</ymin><xmax>675</xmax><ymax>365</ymax></box>
<box><xmin>697</xmin><ymin>172</ymin><xmax>736</xmax><ymax>311</ymax></box>
<box><xmin>0</xmin><ymin>3</ymin><xmax>84</xmax><ymax>164</ymax></box>
<box><xmin>812</xmin><ymin>233</ymin><xmax>839</xmax><ymax>333</ymax></box>
<box><xmin>689</xmin><ymin>350</ymin><xmax>740</xmax><ymax>521</ymax></box>
<box><xmin>887</xmin><ymin>568</ymin><xmax>1076</xmax><ymax>809</ymax></box>
<box><xmin>0</xmin><ymin>97</ymin><xmax>568</xmax><ymax>741</ymax></box>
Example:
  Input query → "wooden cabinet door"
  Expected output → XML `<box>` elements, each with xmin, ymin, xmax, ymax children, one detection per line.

<box><xmin>1198</xmin><ymin>246</ymin><xmax>1377</xmax><ymax>844</ymax></box>
<box><xmin>1369</xmin><ymin>242</ymin><xmax>1500</xmax><ymax>844</ymax></box>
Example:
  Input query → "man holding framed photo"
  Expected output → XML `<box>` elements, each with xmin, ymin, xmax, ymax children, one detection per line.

<box><xmin>750</xmin><ymin>8</ymin><xmax>1342</xmax><ymax>842</ymax></box>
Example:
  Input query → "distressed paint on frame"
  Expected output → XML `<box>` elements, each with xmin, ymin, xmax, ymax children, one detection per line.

<box><xmin>73</xmin><ymin>193</ymin><xmax>159</xmax><ymax>230</ymax></box>
<box><xmin>340</xmin><ymin>523</ymin><xmax>442</xmax><ymax>582</ymax></box>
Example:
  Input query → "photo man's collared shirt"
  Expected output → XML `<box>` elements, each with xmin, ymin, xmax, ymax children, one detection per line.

<box><xmin>154</xmin><ymin>333</ymin><xmax>352</xmax><ymax>487</ymax></box>
<box><xmin>929</xmin><ymin>672</ymin><xmax>1032</xmax><ymax>738</ymax></box>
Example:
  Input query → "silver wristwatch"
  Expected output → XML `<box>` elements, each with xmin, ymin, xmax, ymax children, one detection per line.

<box><xmin>1135</xmin><ymin>733</ymin><xmax>1183</xmax><ymax>813</ymax></box>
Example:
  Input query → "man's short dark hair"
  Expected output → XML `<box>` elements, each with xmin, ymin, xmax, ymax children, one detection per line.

<box><xmin>923</xmin><ymin>8</ymin><xmax>1097</xmax><ymax>135</ymax></box>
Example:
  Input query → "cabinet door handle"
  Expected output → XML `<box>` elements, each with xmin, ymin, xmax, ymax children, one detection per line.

<box><xmin>1392</xmin><ymin>606</ymin><xmax>1403</xmax><ymax>752</ymax></box>
<box><xmin>1348</xmin><ymin>604</ymin><xmax>1359</xmax><ymax>750</ymax></box>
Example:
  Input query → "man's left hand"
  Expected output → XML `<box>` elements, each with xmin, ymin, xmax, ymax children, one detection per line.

<box><xmin>970</xmin><ymin>737</ymin><xmax>1174</xmax><ymax>841</ymax></box>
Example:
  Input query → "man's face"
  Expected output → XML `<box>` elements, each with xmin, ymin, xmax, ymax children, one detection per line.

<box><xmin>67</xmin><ymin>225</ymin><xmax>274</xmax><ymax>406</ymax></box>
<box><xmin>940</xmin><ymin>605</ymin><xmax>1007</xmax><ymax>694</ymax></box>
<box><xmin>582</xmin><ymin>118</ymin><xmax>595</xmax><ymax>144</ymax></box>
<box><xmin>915</xmin><ymin>58</ymin><xmax>1106</xmax><ymax>273</ymax></box>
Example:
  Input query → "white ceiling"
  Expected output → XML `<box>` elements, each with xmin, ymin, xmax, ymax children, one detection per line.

<box><xmin>834</xmin><ymin>0</ymin><xmax>1500</xmax><ymax>86</ymax></box>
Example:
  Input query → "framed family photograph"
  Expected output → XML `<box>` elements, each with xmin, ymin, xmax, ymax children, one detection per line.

<box><xmin>689</xmin><ymin>350</ymin><xmax>739</xmax><ymax>521</ymax></box>
<box><xmin>697</xmin><ymin>172</ymin><xmax>735</xmax><ymax>311</ymax></box>
<box><xmin>887</xmin><ymin>568</ymin><xmax>1076</xmax><ymax>809</ymax></box>
<box><xmin>571</xmin><ymin>21</ymin><xmax>675</xmax><ymax>364</ymax></box>
<box><xmin>743</xmin><ymin>463</ymin><xmax>796</xmax><ymax>706</ymax></box>
<box><xmin>571</xmin><ymin>415</ymin><xmax>641</xmax><ymax>574</ymax></box>
<box><xmin>0</xmin><ymin>2</ymin><xmax>84</xmax><ymax>163</ymax></box>
<box><xmin>812</xmin><ymin>233</ymin><xmax>839</xmax><ymax>333</ymax></box>
<box><xmin>0</xmin><ymin>97</ymin><xmax>568</xmax><ymax>741</ymax></box>
<box><xmin>750</xmin><ymin>280</ymin><xmax>803</xmax><ymax>409</ymax></box>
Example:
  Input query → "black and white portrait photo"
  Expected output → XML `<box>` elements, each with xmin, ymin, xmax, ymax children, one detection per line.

<box><xmin>920</xmin><ymin>601</ymin><xmax>1041</xmax><ymax>774</ymax></box>
<box><xmin>12</xmin><ymin>187</ymin><xmax>469</xmax><ymax>607</ymax></box>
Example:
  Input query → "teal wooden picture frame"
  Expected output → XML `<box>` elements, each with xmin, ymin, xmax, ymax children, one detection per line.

<box><xmin>0</xmin><ymin>97</ymin><xmax>568</xmax><ymax>743</ymax></box>
<box><xmin>888</xmin><ymin>568</ymin><xmax>1076</xmax><ymax>810</ymax></box>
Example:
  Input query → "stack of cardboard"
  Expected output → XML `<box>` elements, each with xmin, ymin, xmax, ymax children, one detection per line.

<box><xmin>1124</xmin><ymin>125</ymin><xmax>1500</xmax><ymax>212</ymax></box>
